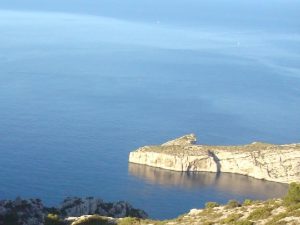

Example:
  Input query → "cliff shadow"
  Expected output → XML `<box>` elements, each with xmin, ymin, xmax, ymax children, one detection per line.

<box><xmin>208</xmin><ymin>150</ymin><xmax>221</xmax><ymax>174</ymax></box>
<box><xmin>128</xmin><ymin>163</ymin><xmax>288</xmax><ymax>198</ymax></box>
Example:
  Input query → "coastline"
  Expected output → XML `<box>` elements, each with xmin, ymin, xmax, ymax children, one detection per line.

<box><xmin>129</xmin><ymin>134</ymin><xmax>300</xmax><ymax>184</ymax></box>
<box><xmin>2</xmin><ymin>183</ymin><xmax>300</xmax><ymax>225</ymax></box>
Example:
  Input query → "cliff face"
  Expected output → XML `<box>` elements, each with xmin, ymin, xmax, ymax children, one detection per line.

<box><xmin>129</xmin><ymin>134</ymin><xmax>300</xmax><ymax>183</ymax></box>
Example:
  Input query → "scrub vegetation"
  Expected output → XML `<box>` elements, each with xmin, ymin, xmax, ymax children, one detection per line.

<box><xmin>69</xmin><ymin>183</ymin><xmax>300</xmax><ymax>225</ymax></box>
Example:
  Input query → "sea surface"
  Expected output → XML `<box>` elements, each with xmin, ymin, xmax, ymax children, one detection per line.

<box><xmin>0</xmin><ymin>0</ymin><xmax>299</xmax><ymax>219</ymax></box>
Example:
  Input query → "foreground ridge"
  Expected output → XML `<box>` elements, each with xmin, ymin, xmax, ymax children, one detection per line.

<box><xmin>129</xmin><ymin>134</ymin><xmax>300</xmax><ymax>183</ymax></box>
<box><xmin>53</xmin><ymin>197</ymin><xmax>300</xmax><ymax>225</ymax></box>
<box><xmin>3</xmin><ymin>183</ymin><xmax>300</xmax><ymax>225</ymax></box>
<box><xmin>0</xmin><ymin>197</ymin><xmax>147</xmax><ymax>225</ymax></box>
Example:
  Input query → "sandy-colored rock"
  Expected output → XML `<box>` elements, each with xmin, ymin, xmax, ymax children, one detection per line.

<box><xmin>129</xmin><ymin>134</ymin><xmax>300</xmax><ymax>183</ymax></box>
<box><xmin>162</xmin><ymin>133</ymin><xmax>197</xmax><ymax>146</ymax></box>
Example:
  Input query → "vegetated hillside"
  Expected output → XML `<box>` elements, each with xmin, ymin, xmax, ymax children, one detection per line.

<box><xmin>47</xmin><ymin>183</ymin><xmax>300</xmax><ymax>225</ymax></box>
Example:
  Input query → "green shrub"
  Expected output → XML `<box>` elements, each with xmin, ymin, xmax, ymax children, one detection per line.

<box><xmin>45</xmin><ymin>214</ymin><xmax>65</xmax><ymax>225</ymax></box>
<box><xmin>270</xmin><ymin>222</ymin><xmax>288</xmax><ymax>225</ymax></box>
<box><xmin>242</xmin><ymin>199</ymin><xmax>253</xmax><ymax>206</ymax></box>
<box><xmin>118</xmin><ymin>217</ymin><xmax>141</xmax><ymax>225</ymax></box>
<box><xmin>234</xmin><ymin>220</ymin><xmax>254</xmax><ymax>225</ymax></box>
<box><xmin>225</xmin><ymin>200</ymin><xmax>240</xmax><ymax>209</ymax></box>
<box><xmin>205</xmin><ymin>202</ymin><xmax>220</xmax><ymax>209</ymax></box>
<box><xmin>286</xmin><ymin>202</ymin><xmax>300</xmax><ymax>212</ymax></box>
<box><xmin>264</xmin><ymin>212</ymin><xmax>288</xmax><ymax>225</ymax></box>
<box><xmin>265</xmin><ymin>199</ymin><xmax>278</xmax><ymax>205</ymax></box>
<box><xmin>289</xmin><ymin>209</ymin><xmax>300</xmax><ymax>217</ymax></box>
<box><xmin>221</xmin><ymin>213</ymin><xmax>242</xmax><ymax>224</ymax></box>
<box><xmin>247</xmin><ymin>206</ymin><xmax>272</xmax><ymax>220</ymax></box>
<box><xmin>72</xmin><ymin>215</ymin><xmax>111</xmax><ymax>225</ymax></box>
<box><xmin>284</xmin><ymin>182</ymin><xmax>300</xmax><ymax>204</ymax></box>
<box><xmin>202</xmin><ymin>222</ymin><xmax>214</xmax><ymax>225</ymax></box>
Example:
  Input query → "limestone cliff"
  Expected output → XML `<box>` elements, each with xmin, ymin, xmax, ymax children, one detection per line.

<box><xmin>129</xmin><ymin>134</ymin><xmax>300</xmax><ymax>183</ymax></box>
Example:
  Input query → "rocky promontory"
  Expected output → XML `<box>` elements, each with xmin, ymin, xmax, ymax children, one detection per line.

<box><xmin>129</xmin><ymin>134</ymin><xmax>300</xmax><ymax>183</ymax></box>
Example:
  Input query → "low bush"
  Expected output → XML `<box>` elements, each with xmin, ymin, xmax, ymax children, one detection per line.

<box><xmin>45</xmin><ymin>214</ymin><xmax>65</xmax><ymax>225</ymax></box>
<box><xmin>205</xmin><ymin>202</ymin><xmax>220</xmax><ymax>209</ymax></box>
<box><xmin>118</xmin><ymin>217</ymin><xmax>141</xmax><ymax>225</ymax></box>
<box><xmin>247</xmin><ymin>206</ymin><xmax>272</xmax><ymax>220</ymax></box>
<box><xmin>202</xmin><ymin>221</ymin><xmax>214</xmax><ymax>225</ymax></box>
<box><xmin>286</xmin><ymin>202</ymin><xmax>300</xmax><ymax>212</ymax></box>
<box><xmin>242</xmin><ymin>199</ymin><xmax>253</xmax><ymax>206</ymax></box>
<box><xmin>264</xmin><ymin>212</ymin><xmax>288</xmax><ymax>225</ymax></box>
<box><xmin>284</xmin><ymin>182</ymin><xmax>300</xmax><ymax>205</ymax></box>
<box><xmin>225</xmin><ymin>200</ymin><xmax>240</xmax><ymax>209</ymax></box>
<box><xmin>234</xmin><ymin>220</ymin><xmax>254</xmax><ymax>225</ymax></box>
<box><xmin>220</xmin><ymin>213</ymin><xmax>242</xmax><ymax>224</ymax></box>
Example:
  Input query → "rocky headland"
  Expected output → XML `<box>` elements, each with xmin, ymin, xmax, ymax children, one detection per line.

<box><xmin>129</xmin><ymin>134</ymin><xmax>300</xmax><ymax>183</ymax></box>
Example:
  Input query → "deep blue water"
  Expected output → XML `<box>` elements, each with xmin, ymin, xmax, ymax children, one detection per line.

<box><xmin>0</xmin><ymin>0</ymin><xmax>299</xmax><ymax>219</ymax></box>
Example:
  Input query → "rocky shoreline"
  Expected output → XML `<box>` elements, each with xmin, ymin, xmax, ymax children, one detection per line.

<box><xmin>1</xmin><ymin>183</ymin><xmax>300</xmax><ymax>225</ymax></box>
<box><xmin>2</xmin><ymin>183</ymin><xmax>300</xmax><ymax>225</ymax></box>
<box><xmin>0</xmin><ymin>197</ymin><xmax>147</xmax><ymax>225</ymax></box>
<box><xmin>3</xmin><ymin>135</ymin><xmax>300</xmax><ymax>224</ymax></box>
<box><xmin>129</xmin><ymin>134</ymin><xmax>300</xmax><ymax>183</ymax></box>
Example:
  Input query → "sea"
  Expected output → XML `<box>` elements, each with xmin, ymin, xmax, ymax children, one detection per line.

<box><xmin>0</xmin><ymin>0</ymin><xmax>299</xmax><ymax>219</ymax></box>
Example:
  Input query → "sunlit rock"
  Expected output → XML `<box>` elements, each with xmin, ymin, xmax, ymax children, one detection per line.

<box><xmin>129</xmin><ymin>134</ymin><xmax>300</xmax><ymax>183</ymax></box>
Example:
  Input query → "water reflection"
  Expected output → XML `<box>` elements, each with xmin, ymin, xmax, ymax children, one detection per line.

<box><xmin>128</xmin><ymin>163</ymin><xmax>288</xmax><ymax>199</ymax></box>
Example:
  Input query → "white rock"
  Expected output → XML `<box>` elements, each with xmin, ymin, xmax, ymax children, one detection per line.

<box><xmin>188</xmin><ymin>208</ymin><xmax>202</xmax><ymax>215</ymax></box>
<box><xmin>129</xmin><ymin>134</ymin><xmax>300</xmax><ymax>183</ymax></box>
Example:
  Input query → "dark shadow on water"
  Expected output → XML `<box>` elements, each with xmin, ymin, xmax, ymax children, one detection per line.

<box><xmin>128</xmin><ymin>163</ymin><xmax>288</xmax><ymax>199</ymax></box>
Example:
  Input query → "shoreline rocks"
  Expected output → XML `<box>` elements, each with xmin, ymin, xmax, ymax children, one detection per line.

<box><xmin>0</xmin><ymin>197</ymin><xmax>147</xmax><ymax>225</ymax></box>
<box><xmin>129</xmin><ymin>134</ymin><xmax>300</xmax><ymax>183</ymax></box>
<box><xmin>60</xmin><ymin>197</ymin><xmax>147</xmax><ymax>219</ymax></box>
<box><xmin>0</xmin><ymin>198</ymin><xmax>44</xmax><ymax>225</ymax></box>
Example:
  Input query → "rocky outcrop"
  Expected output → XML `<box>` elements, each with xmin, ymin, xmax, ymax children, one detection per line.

<box><xmin>162</xmin><ymin>133</ymin><xmax>197</xmax><ymax>146</ymax></box>
<box><xmin>0</xmin><ymin>197</ymin><xmax>147</xmax><ymax>225</ymax></box>
<box><xmin>0</xmin><ymin>198</ymin><xmax>44</xmax><ymax>225</ymax></box>
<box><xmin>129</xmin><ymin>134</ymin><xmax>300</xmax><ymax>183</ymax></box>
<box><xmin>64</xmin><ymin>198</ymin><xmax>300</xmax><ymax>225</ymax></box>
<box><xmin>60</xmin><ymin>197</ymin><xmax>147</xmax><ymax>219</ymax></box>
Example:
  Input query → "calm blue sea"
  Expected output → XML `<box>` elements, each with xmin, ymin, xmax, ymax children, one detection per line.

<box><xmin>0</xmin><ymin>0</ymin><xmax>299</xmax><ymax>219</ymax></box>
